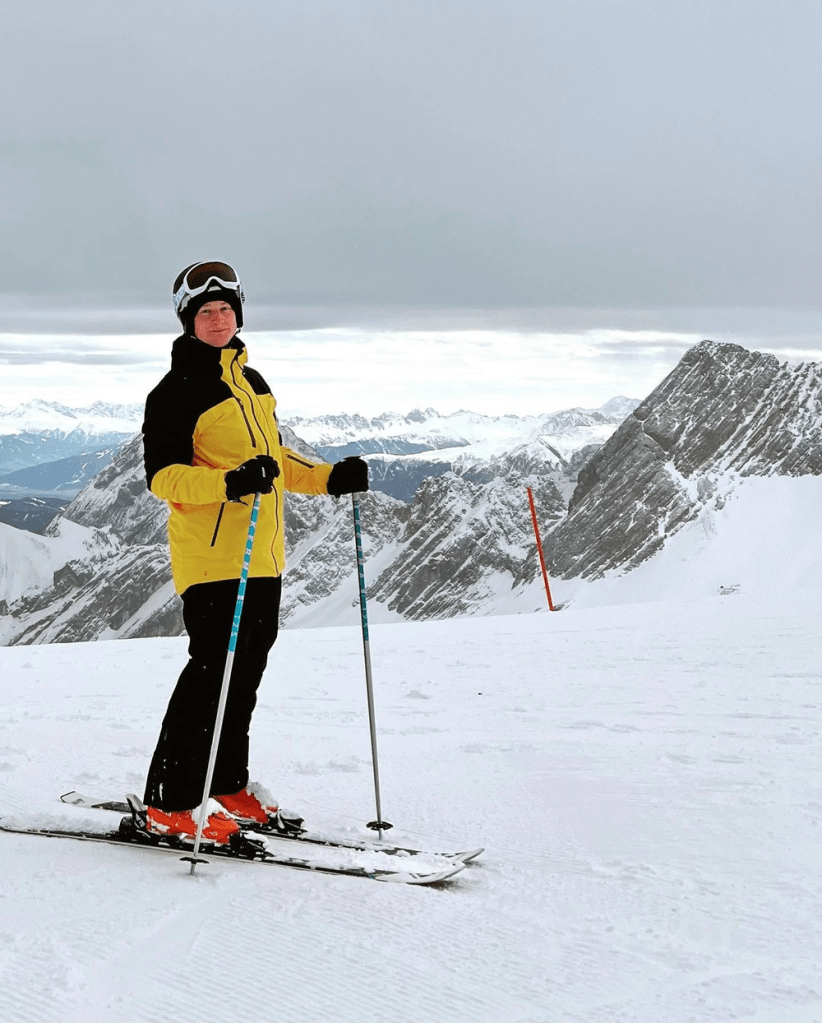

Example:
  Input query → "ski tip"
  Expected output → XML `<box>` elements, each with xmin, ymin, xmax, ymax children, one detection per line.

<box><xmin>454</xmin><ymin>847</ymin><xmax>485</xmax><ymax>863</ymax></box>
<box><xmin>376</xmin><ymin>861</ymin><xmax>466</xmax><ymax>885</ymax></box>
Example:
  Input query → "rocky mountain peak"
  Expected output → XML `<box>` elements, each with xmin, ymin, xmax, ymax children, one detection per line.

<box><xmin>551</xmin><ymin>340</ymin><xmax>822</xmax><ymax>579</ymax></box>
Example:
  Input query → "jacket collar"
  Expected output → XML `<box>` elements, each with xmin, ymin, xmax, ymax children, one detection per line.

<box><xmin>170</xmin><ymin>333</ymin><xmax>247</xmax><ymax>375</ymax></box>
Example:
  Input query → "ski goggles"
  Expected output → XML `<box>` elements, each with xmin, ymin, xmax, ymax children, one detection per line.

<box><xmin>172</xmin><ymin>261</ymin><xmax>245</xmax><ymax>316</ymax></box>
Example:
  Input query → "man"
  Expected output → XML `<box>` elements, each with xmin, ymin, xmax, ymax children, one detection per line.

<box><xmin>140</xmin><ymin>260</ymin><xmax>367</xmax><ymax>845</ymax></box>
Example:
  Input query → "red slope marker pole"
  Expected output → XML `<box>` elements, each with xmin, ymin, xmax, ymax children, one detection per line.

<box><xmin>527</xmin><ymin>486</ymin><xmax>555</xmax><ymax>612</ymax></box>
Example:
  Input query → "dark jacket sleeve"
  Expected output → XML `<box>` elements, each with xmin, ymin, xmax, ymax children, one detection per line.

<box><xmin>142</xmin><ymin>380</ymin><xmax>227</xmax><ymax>505</ymax></box>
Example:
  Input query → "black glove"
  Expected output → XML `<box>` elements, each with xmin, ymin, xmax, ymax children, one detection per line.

<box><xmin>327</xmin><ymin>456</ymin><xmax>369</xmax><ymax>497</ymax></box>
<box><xmin>225</xmin><ymin>454</ymin><xmax>280</xmax><ymax>501</ymax></box>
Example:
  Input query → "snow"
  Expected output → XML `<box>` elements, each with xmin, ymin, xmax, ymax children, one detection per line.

<box><xmin>0</xmin><ymin>595</ymin><xmax>820</xmax><ymax>1021</ymax></box>
<box><xmin>0</xmin><ymin>400</ymin><xmax>142</xmax><ymax>436</ymax></box>
<box><xmin>0</xmin><ymin>518</ymin><xmax>100</xmax><ymax>603</ymax></box>
<box><xmin>560</xmin><ymin>474</ymin><xmax>822</xmax><ymax>610</ymax></box>
<box><xmin>290</xmin><ymin>402</ymin><xmax>638</xmax><ymax>462</ymax></box>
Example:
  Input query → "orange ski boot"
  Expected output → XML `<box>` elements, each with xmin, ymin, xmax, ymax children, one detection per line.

<box><xmin>144</xmin><ymin>803</ymin><xmax>240</xmax><ymax>846</ymax></box>
<box><xmin>215</xmin><ymin>783</ymin><xmax>304</xmax><ymax>834</ymax></box>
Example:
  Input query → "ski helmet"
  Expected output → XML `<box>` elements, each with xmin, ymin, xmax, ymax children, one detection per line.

<box><xmin>172</xmin><ymin>260</ymin><xmax>245</xmax><ymax>332</ymax></box>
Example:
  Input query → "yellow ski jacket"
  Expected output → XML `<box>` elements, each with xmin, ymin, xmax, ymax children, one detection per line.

<box><xmin>142</xmin><ymin>334</ymin><xmax>332</xmax><ymax>594</ymax></box>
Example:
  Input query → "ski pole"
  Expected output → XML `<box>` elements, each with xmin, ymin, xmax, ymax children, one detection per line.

<box><xmin>184</xmin><ymin>492</ymin><xmax>261</xmax><ymax>875</ymax></box>
<box><xmin>352</xmin><ymin>493</ymin><xmax>392</xmax><ymax>840</ymax></box>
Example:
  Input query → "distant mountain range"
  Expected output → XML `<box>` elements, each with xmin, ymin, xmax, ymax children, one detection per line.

<box><xmin>279</xmin><ymin>402</ymin><xmax>639</xmax><ymax>504</ymax></box>
<box><xmin>0</xmin><ymin>448</ymin><xmax>118</xmax><ymax>494</ymax></box>
<box><xmin>0</xmin><ymin>399</ymin><xmax>635</xmax><ymax>513</ymax></box>
<box><xmin>0</xmin><ymin>401</ymin><xmax>143</xmax><ymax>530</ymax></box>
<box><xmin>290</xmin><ymin>400</ymin><xmax>638</xmax><ymax>458</ymax></box>
<box><xmin>0</xmin><ymin>399</ymin><xmax>143</xmax><ymax>434</ymax></box>
<box><xmin>6</xmin><ymin>342</ymin><xmax>819</xmax><ymax>647</ymax></box>
<box><xmin>0</xmin><ymin>400</ymin><xmax>142</xmax><ymax>477</ymax></box>
<box><xmin>0</xmin><ymin>497</ymin><xmax>72</xmax><ymax>534</ymax></box>
<box><xmin>0</xmin><ymin>397</ymin><xmax>632</xmax><ymax>641</ymax></box>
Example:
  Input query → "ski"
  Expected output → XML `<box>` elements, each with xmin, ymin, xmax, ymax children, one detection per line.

<box><xmin>60</xmin><ymin>790</ymin><xmax>484</xmax><ymax>863</ymax></box>
<box><xmin>0</xmin><ymin>818</ymin><xmax>465</xmax><ymax>886</ymax></box>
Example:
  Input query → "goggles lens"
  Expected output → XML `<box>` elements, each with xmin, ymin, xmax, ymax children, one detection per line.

<box><xmin>173</xmin><ymin>261</ymin><xmax>245</xmax><ymax>314</ymax></box>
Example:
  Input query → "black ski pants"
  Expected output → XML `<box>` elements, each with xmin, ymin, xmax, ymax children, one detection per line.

<box><xmin>144</xmin><ymin>576</ymin><xmax>282</xmax><ymax>811</ymax></box>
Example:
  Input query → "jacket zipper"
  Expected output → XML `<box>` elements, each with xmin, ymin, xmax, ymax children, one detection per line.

<box><xmin>230</xmin><ymin>354</ymin><xmax>271</xmax><ymax>454</ymax></box>
<box><xmin>231</xmin><ymin>393</ymin><xmax>256</xmax><ymax>449</ymax></box>
<box><xmin>227</xmin><ymin>354</ymin><xmax>257</xmax><ymax>449</ymax></box>
<box><xmin>246</xmin><ymin>386</ymin><xmax>271</xmax><ymax>455</ymax></box>
<box><xmin>210</xmin><ymin>503</ymin><xmax>226</xmax><ymax>547</ymax></box>
<box><xmin>222</xmin><ymin>350</ymin><xmax>282</xmax><ymax>573</ymax></box>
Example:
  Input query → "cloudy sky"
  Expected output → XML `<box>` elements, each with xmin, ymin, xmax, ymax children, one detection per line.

<box><xmin>3</xmin><ymin>309</ymin><xmax>822</xmax><ymax>417</ymax></box>
<box><xmin>2</xmin><ymin>1</ymin><xmax>822</xmax><ymax>411</ymax></box>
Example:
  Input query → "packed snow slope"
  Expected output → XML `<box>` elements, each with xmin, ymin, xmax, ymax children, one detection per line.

<box><xmin>556</xmin><ymin>473</ymin><xmax>822</xmax><ymax>609</ymax></box>
<box><xmin>0</xmin><ymin>596</ymin><xmax>819</xmax><ymax>1022</ymax></box>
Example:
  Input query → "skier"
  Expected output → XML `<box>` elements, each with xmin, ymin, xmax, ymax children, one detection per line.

<box><xmin>140</xmin><ymin>260</ymin><xmax>368</xmax><ymax>845</ymax></box>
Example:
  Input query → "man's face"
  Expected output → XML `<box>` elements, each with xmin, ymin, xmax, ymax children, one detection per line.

<box><xmin>193</xmin><ymin>300</ymin><xmax>237</xmax><ymax>348</ymax></box>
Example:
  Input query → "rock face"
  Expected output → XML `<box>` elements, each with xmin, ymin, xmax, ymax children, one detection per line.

<box><xmin>3</xmin><ymin>433</ymin><xmax>178</xmax><ymax>645</ymax></box>
<box><xmin>546</xmin><ymin>341</ymin><xmax>822</xmax><ymax>578</ymax></box>
<box><xmin>19</xmin><ymin>343</ymin><xmax>808</xmax><ymax>642</ymax></box>
<box><xmin>370</xmin><ymin>471</ymin><xmax>564</xmax><ymax>619</ymax></box>
<box><xmin>7</xmin><ymin>547</ymin><xmax>180</xmax><ymax>645</ymax></box>
<box><xmin>0</xmin><ymin>414</ymin><xmax>573</xmax><ymax>641</ymax></box>
<box><xmin>281</xmin><ymin>490</ymin><xmax>409</xmax><ymax>624</ymax></box>
<box><xmin>52</xmin><ymin>435</ymin><xmax>169</xmax><ymax>547</ymax></box>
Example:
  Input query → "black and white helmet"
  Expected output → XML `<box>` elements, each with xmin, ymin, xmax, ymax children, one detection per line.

<box><xmin>172</xmin><ymin>260</ymin><xmax>245</xmax><ymax>331</ymax></box>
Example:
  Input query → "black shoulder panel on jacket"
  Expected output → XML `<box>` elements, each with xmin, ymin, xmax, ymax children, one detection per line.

<box><xmin>243</xmin><ymin>366</ymin><xmax>272</xmax><ymax>397</ymax></box>
<box><xmin>142</xmin><ymin>371</ymin><xmax>234</xmax><ymax>491</ymax></box>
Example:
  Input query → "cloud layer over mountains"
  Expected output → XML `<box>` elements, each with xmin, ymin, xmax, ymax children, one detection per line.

<box><xmin>4</xmin><ymin>2</ymin><xmax>822</xmax><ymax>311</ymax></box>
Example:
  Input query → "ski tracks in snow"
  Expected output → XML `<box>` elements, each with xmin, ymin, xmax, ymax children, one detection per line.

<box><xmin>0</xmin><ymin>839</ymin><xmax>542</xmax><ymax>1023</ymax></box>
<box><xmin>1</xmin><ymin>602</ymin><xmax>821</xmax><ymax>1021</ymax></box>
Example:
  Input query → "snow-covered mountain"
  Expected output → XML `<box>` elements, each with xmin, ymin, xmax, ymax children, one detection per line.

<box><xmin>0</xmin><ymin>400</ymin><xmax>142</xmax><ymax>476</ymax></box>
<box><xmin>0</xmin><ymin>413</ymin><xmax>572</xmax><ymax>642</ymax></box>
<box><xmin>4</xmin><ymin>340</ymin><xmax>820</xmax><ymax>644</ymax></box>
<box><xmin>0</xmin><ymin>517</ymin><xmax>112</xmax><ymax>611</ymax></box>
<box><xmin>290</xmin><ymin>402</ymin><xmax>637</xmax><ymax>459</ymax></box>
<box><xmin>0</xmin><ymin>400</ymin><xmax>143</xmax><ymax>435</ymax></box>
<box><xmin>293</xmin><ymin>402</ymin><xmax>637</xmax><ymax>503</ymax></box>
<box><xmin>546</xmin><ymin>340</ymin><xmax>822</xmax><ymax>584</ymax></box>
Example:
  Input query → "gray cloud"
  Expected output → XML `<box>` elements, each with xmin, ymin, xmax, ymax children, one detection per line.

<box><xmin>0</xmin><ymin>339</ymin><xmax>161</xmax><ymax>366</ymax></box>
<box><xmin>2</xmin><ymin>0</ymin><xmax>822</xmax><ymax>315</ymax></box>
